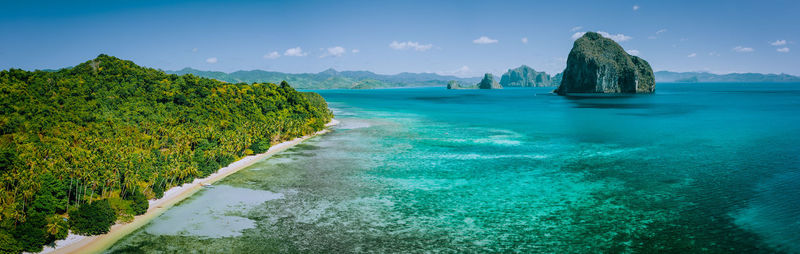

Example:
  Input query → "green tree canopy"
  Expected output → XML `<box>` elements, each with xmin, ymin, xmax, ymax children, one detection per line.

<box><xmin>0</xmin><ymin>54</ymin><xmax>333</xmax><ymax>252</ymax></box>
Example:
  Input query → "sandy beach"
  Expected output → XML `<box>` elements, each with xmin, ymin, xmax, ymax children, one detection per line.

<box><xmin>40</xmin><ymin>119</ymin><xmax>339</xmax><ymax>254</ymax></box>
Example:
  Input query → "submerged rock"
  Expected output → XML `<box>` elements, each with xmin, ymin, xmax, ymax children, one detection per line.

<box><xmin>556</xmin><ymin>32</ymin><xmax>655</xmax><ymax>95</ymax></box>
<box><xmin>500</xmin><ymin>65</ymin><xmax>553</xmax><ymax>87</ymax></box>
<box><xmin>477</xmin><ymin>73</ymin><xmax>503</xmax><ymax>89</ymax></box>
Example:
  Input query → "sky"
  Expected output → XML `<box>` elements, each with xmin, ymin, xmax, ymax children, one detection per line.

<box><xmin>0</xmin><ymin>0</ymin><xmax>798</xmax><ymax>77</ymax></box>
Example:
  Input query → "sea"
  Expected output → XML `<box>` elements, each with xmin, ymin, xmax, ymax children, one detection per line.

<box><xmin>107</xmin><ymin>83</ymin><xmax>800</xmax><ymax>253</ymax></box>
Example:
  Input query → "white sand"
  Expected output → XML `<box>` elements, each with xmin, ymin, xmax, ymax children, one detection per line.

<box><xmin>40</xmin><ymin>119</ymin><xmax>339</xmax><ymax>254</ymax></box>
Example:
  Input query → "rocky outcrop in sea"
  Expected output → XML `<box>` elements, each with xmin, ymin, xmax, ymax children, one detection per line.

<box><xmin>556</xmin><ymin>32</ymin><xmax>655</xmax><ymax>95</ymax></box>
<box><xmin>477</xmin><ymin>73</ymin><xmax>503</xmax><ymax>89</ymax></box>
<box><xmin>500</xmin><ymin>65</ymin><xmax>553</xmax><ymax>87</ymax></box>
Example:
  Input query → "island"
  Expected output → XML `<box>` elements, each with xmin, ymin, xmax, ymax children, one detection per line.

<box><xmin>446</xmin><ymin>74</ymin><xmax>502</xmax><ymax>90</ymax></box>
<box><xmin>499</xmin><ymin>65</ymin><xmax>554</xmax><ymax>87</ymax></box>
<box><xmin>0</xmin><ymin>55</ymin><xmax>334</xmax><ymax>253</ymax></box>
<box><xmin>477</xmin><ymin>73</ymin><xmax>503</xmax><ymax>89</ymax></box>
<box><xmin>446</xmin><ymin>80</ymin><xmax>472</xmax><ymax>89</ymax></box>
<box><xmin>556</xmin><ymin>31</ymin><xmax>655</xmax><ymax>95</ymax></box>
<box><xmin>170</xmin><ymin>68</ymin><xmax>480</xmax><ymax>89</ymax></box>
<box><xmin>654</xmin><ymin>71</ymin><xmax>800</xmax><ymax>83</ymax></box>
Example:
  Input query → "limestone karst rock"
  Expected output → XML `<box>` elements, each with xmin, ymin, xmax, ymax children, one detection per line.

<box><xmin>500</xmin><ymin>65</ymin><xmax>553</xmax><ymax>87</ymax></box>
<box><xmin>556</xmin><ymin>32</ymin><xmax>655</xmax><ymax>95</ymax></box>
<box><xmin>477</xmin><ymin>73</ymin><xmax>503</xmax><ymax>89</ymax></box>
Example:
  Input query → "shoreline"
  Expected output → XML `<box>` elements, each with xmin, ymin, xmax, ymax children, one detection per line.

<box><xmin>41</xmin><ymin>119</ymin><xmax>339</xmax><ymax>254</ymax></box>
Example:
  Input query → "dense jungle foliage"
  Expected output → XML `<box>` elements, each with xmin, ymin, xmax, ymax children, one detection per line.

<box><xmin>0</xmin><ymin>55</ymin><xmax>333</xmax><ymax>253</ymax></box>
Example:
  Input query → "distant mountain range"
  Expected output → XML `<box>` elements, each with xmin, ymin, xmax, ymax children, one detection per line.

<box><xmin>654</xmin><ymin>71</ymin><xmax>800</xmax><ymax>83</ymax></box>
<box><xmin>166</xmin><ymin>68</ymin><xmax>480</xmax><ymax>89</ymax></box>
<box><xmin>165</xmin><ymin>68</ymin><xmax>800</xmax><ymax>89</ymax></box>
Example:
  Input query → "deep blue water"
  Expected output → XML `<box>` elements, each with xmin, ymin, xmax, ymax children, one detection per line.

<box><xmin>109</xmin><ymin>83</ymin><xmax>800</xmax><ymax>253</ymax></box>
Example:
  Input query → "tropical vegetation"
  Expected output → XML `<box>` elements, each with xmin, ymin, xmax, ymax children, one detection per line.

<box><xmin>168</xmin><ymin>67</ymin><xmax>480</xmax><ymax>89</ymax></box>
<box><xmin>0</xmin><ymin>55</ymin><xmax>333</xmax><ymax>252</ymax></box>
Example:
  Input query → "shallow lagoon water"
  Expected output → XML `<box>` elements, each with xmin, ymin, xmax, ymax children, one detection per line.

<box><xmin>108</xmin><ymin>83</ymin><xmax>800</xmax><ymax>253</ymax></box>
<box><xmin>143</xmin><ymin>185</ymin><xmax>284</xmax><ymax>238</ymax></box>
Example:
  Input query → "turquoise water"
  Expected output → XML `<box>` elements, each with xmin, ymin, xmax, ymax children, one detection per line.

<box><xmin>108</xmin><ymin>83</ymin><xmax>800</xmax><ymax>253</ymax></box>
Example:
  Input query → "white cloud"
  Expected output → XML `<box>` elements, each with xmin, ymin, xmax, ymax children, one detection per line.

<box><xmin>263</xmin><ymin>51</ymin><xmax>280</xmax><ymax>59</ymax></box>
<box><xmin>205</xmin><ymin>57</ymin><xmax>217</xmax><ymax>63</ymax></box>
<box><xmin>627</xmin><ymin>49</ymin><xmax>640</xmax><ymax>55</ymax></box>
<box><xmin>733</xmin><ymin>46</ymin><xmax>754</xmax><ymax>53</ymax></box>
<box><xmin>633</xmin><ymin>5</ymin><xmax>640</xmax><ymax>11</ymax></box>
<box><xmin>599</xmin><ymin>31</ymin><xmax>632</xmax><ymax>42</ymax></box>
<box><xmin>389</xmin><ymin>41</ymin><xmax>433</xmax><ymax>51</ymax></box>
<box><xmin>648</xmin><ymin>29</ymin><xmax>666</xmax><ymax>40</ymax></box>
<box><xmin>351</xmin><ymin>49</ymin><xmax>359</xmax><ymax>53</ymax></box>
<box><xmin>473</xmin><ymin>36</ymin><xmax>498</xmax><ymax>44</ymax></box>
<box><xmin>439</xmin><ymin>65</ymin><xmax>471</xmax><ymax>77</ymax></box>
<box><xmin>570</xmin><ymin>26</ymin><xmax>583</xmax><ymax>32</ymax></box>
<box><xmin>770</xmin><ymin>40</ymin><xmax>787</xmax><ymax>46</ymax></box>
<box><xmin>777</xmin><ymin>47</ymin><xmax>790</xmax><ymax>53</ymax></box>
<box><xmin>521</xmin><ymin>37</ymin><xmax>528</xmax><ymax>44</ymax></box>
<box><xmin>688</xmin><ymin>53</ymin><xmax>697</xmax><ymax>58</ymax></box>
<box><xmin>453</xmin><ymin>65</ymin><xmax>470</xmax><ymax>75</ymax></box>
<box><xmin>192</xmin><ymin>47</ymin><xmax>198</xmax><ymax>53</ymax></box>
<box><xmin>284</xmin><ymin>47</ymin><xmax>308</xmax><ymax>56</ymax></box>
<box><xmin>709</xmin><ymin>52</ymin><xmax>720</xmax><ymax>56</ymax></box>
<box><xmin>320</xmin><ymin>46</ymin><xmax>346</xmax><ymax>58</ymax></box>
<box><xmin>571</xmin><ymin>31</ymin><xmax>632</xmax><ymax>42</ymax></box>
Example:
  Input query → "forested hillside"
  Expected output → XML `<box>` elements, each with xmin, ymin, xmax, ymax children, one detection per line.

<box><xmin>654</xmin><ymin>71</ymin><xmax>800</xmax><ymax>83</ymax></box>
<box><xmin>0</xmin><ymin>55</ymin><xmax>332</xmax><ymax>252</ymax></box>
<box><xmin>168</xmin><ymin>68</ymin><xmax>480</xmax><ymax>89</ymax></box>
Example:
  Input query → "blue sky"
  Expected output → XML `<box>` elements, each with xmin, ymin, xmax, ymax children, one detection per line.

<box><xmin>1</xmin><ymin>0</ymin><xmax>798</xmax><ymax>77</ymax></box>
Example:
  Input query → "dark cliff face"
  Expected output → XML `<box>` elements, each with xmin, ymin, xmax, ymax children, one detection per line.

<box><xmin>556</xmin><ymin>32</ymin><xmax>655</xmax><ymax>95</ymax></box>
<box><xmin>500</xmin><ymin>65</ymin><xmax>553</xmax><ymax>87</ymax></box>
<box><xmin>477</xmin><ymin>73</ymin><xmax>503</xmax><ymax>89</ymax></box>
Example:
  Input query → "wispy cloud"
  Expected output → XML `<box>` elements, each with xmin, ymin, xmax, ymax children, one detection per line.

<box><xmin>733</xmin><ymin>46</ymin><xmax>754</xmax><ymax>53</ymax></box>
<box><xmin>439</xmin><ymin>65</ymin><xmax>471</xmax><ymax>77</ymax></box>
<box><xmin>263</xmin><ymin>51</ymin><xmax>280</xmax><ymax>59</ymax></box>
<box><xmin>284</xmin><ymin>47</ymin><xmax>308</xmax><ymax>56</ymax></box>
<box><xmin>770</xmin><ymin>40</ymin><xmax>787</xmax><ymax>46</ymax></box>
<box><xmin>521</xmin><ymin>37</ymin><xmax>528</xmax><ymax>44</ymax></box>
<box><xmin>570</xmin><ymin>26</ymin><xmax>583</xmax><ymax>32</ymax></box>
<box><xmin>320</xmin><ymin>46</ymin><xmax>346</xmax><ymax>58</ymax></box>
<box><xmin>453</xmin><ymin>65</ymin><xmax>470</xmax><ymax>75</ymax></box>
<box><xmin>389</xmin><ymin>41</ymin><xmax>433</xmax><ymax>51</ymax></box>
<box><xmin>351</xmin><ymin>49</ymin><xmax>359</xmax><ymax>53</ymax></box>
<box><xmin>627</xmin><ymin>49</ymin><xmax>640</xmax><ymax>55</ymax></box>
<box><xmin>633</xmin><ymin>5</ymin><xmax>640</xmax><ymax>11</ymax></box>
<box><xmin>688</xmin><ymin>53</ymin><xmax>697</xmax><ymax>58</ymax></box>
<box><xmin>205</xmin><ymin>57</ymin><xmax>217</xmax><ymax>63</ymax></box>
<box><xmin>192</xmin><ymin>48</ymin><xmax>198</xmax><ymax>53</ymax></box>
<box><xmin>571</xmin><ymin>31</ymin><xmax>632</xmax><ymax>42</ymax></box>
<box><xmin>709</xmin><ymin>52</ymin><xmax>720</xmax><ymax>56</ymax></box>
<box><xmin>648</xmin><ymin>29</ymin><xmax>667</xmax><ymax>40</ymax></box>
<box><xmin>777</xmin><ymin>47</ymin><xmax>790</xmax><ymax>53</ymax></box>
<box><xmin>473</xmin><ymin>36</ymin><xmax>498</xmax><ymax>44</ymax></box>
